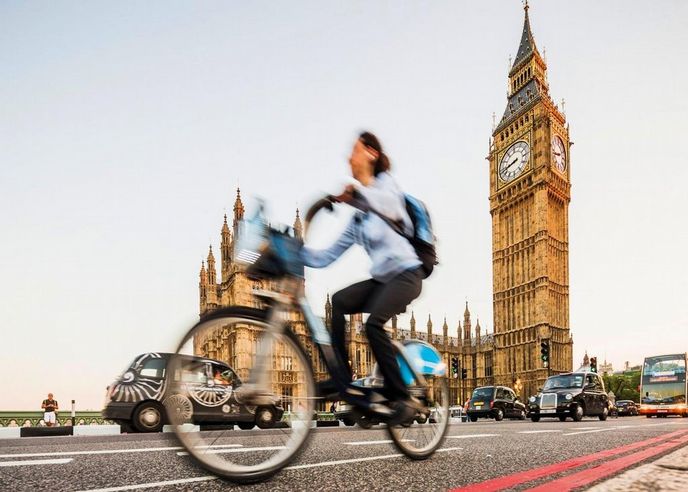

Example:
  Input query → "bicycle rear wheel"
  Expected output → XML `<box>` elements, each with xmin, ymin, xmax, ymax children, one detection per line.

<box><xmin>169</xmin><ymin>307</ymin><xmax>315</xmax><ymax>483</ymax></box>
<box><xmin>387</xmin><ymin>377</ymin><xmax>449</xmax><ymax>459</ymax></box>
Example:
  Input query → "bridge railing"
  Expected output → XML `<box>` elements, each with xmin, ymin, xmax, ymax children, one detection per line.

<box><xmin>0</xmin><ymin>411</ymin><xmax>113</xmax><ymax>428</ymax></box>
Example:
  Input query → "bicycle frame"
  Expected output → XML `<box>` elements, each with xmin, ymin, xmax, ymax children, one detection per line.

<box><xmin>253</xmin><ymin>279</ymin><xmax>435</xmax><ymax>402</ymax></box>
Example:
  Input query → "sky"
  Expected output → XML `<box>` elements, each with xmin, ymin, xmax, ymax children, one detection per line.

<box><xmin>1</xmin><ymin>1</ymin><xmax>687</xmax><ymax>410</ymax></box>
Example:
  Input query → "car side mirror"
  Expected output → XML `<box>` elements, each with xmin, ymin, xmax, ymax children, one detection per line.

<box><xmin>537</xmin><ymin>387</ymin><xmax>542</xmax><ymax>392</ymax></box>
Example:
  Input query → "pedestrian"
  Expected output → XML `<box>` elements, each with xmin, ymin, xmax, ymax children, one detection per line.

<box><xmin>41</xmin><ymin>393</ymin><xmax>59</xmax><ymax>427</ymax></box>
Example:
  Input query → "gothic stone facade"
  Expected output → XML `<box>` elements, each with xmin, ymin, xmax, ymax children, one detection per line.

<box><xmin>195</xmin><ymin>190</ymin><xmax>494</xmax><ymax>408</ymax></box>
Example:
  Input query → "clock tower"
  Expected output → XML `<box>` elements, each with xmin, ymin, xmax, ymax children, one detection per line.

<box><xmin>488</xmin><ymin>3</ymin><xmax>573</xmax><ymax>398</ymax></box>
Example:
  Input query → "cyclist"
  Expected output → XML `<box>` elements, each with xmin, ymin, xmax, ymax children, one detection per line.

<box><xmin>301</xmin><ymin>131</ymin><xmax>423</xmax><ymax>425</ymax></box>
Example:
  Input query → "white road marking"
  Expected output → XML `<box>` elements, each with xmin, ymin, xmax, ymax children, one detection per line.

<box><xmin>74</xmin><ymin>475</ymin><xmax>217</xmax><ymax>492</ymax></box>
<box><xmin>78</xmin><ymin>447</ymin><xmax>468</xmax><ymax>490</ymax></box>
<box><xmin>446</xmin><ymin>433</ymin><xmax>499</xmax><ymax>439</ymax></box>
<box><xmin>0</xmin><ymin>458</ymin><xmax>73</xmax><ymax>467</ymax></box>
<box><xmin>0</xmin><ymin>444</ymin><xmax>242</xmax><ymax>459</ymax></box>
<box><xmin>176</xmin><ymin>445</ymin><xmax>286</xmax><ymax>456</ymax></box>
<box><xmin>436</xmin><ymin>446</ymin><xmax>464</xmax><ymax>453</ymax></box>
<box><xmin>563</xmin><ymin>428</ymin><xmax>618</xmax><ymax>436</ymax></box>
<box><xmin>569</xmin><ymin>427</ymin><xmax>601</xmax><ymax>431</ymax></box>
<box><xmin>285</xmin><ymin>446</ymin><xmax>464</xmax><ymax>470</ymax></box>
<box><xmin>345</xmin><ymin>439</ymin><xmax>413</xmax><ymax>446</ymax></box>
<box><xmin>518</xmin><ymin>430</ymin><xmax>562</xmax><ymax>434</ymax></box>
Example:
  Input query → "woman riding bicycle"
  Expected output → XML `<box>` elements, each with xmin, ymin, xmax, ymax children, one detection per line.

<box><xmin>301</xmin><ymin>131</ymin><xmax>424</xmax><ymax>425</ymax></box>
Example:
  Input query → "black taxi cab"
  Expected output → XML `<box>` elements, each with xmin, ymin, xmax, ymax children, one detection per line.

<box><xmin>103</xmin><ymin>352</ymin><xmax>284</xmax><ymax>432</ymax></box>
<box><xmin>528</xmin><ymin>371</ymin><xmax>609</xmax><ymax>422</ymax></box>
<box><xmin>466</xmin><ymin>385</ymin><xmax>527</xmax><ymax>421</ymax></box>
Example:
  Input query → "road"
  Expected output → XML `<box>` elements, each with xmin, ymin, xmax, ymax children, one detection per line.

<box><xmin>1</xmin><ymin>416</ymin><xmax>687</xmax><ymax>491</ymax></box>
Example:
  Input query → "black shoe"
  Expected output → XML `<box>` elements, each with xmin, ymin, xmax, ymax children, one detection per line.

<box><xmin>316</xmin><ymin>379</ymin><xmax>339</xmax><ymax>399</ymax></box>
<box><xmin>387</xmin><ymin>397</ymin><xmax>423</xmax><ymax>426</ymax></box>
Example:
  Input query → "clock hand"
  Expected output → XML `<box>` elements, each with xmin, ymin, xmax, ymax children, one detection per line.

<box><xmin>505</xmin><ymin>157</ymin><xmax>520</xmax><ymax>172</ymax></box>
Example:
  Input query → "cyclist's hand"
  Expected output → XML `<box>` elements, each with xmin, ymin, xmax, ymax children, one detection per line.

<box><xmin>333</xmin><ymin>185</ymin><xmax>355</xmax><ymax>204</ymax></box>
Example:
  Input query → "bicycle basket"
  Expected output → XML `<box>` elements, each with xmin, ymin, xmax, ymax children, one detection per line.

<box><xmin>234</xmin><ymin>215</ymin><xmax>268</xmax><ymax>267</ymax></box>
<box><xmin>234</xmin><ymin>216</ymin><xmax>305</xmax><ymax>279</ymax></box>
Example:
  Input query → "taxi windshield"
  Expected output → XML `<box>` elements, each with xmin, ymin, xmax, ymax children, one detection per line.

<box><xmin>543</xmin><ymin>374</ymin><xmax>584</xmax><ymax>390</ymax></box>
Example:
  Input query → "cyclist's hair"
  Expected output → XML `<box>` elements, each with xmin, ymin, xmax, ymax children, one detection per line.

<box><xmin>359</xmin><ymin>131</ymin><xmax>391</xmax><ymax>176</ymax></box>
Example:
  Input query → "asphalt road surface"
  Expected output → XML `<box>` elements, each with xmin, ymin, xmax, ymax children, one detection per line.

<box><xmin>2</xmin><ymin>416</ymin><xmax>687</xmax><ymax>491</ymax></box>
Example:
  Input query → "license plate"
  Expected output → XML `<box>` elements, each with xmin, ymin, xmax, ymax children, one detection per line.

<box><xmin>541</xmin><ymin>409</ymin><xmax>555</xmax><ymax>414</ymax></box>
<box><xmin>475</xmin><ymin>403</ymin><xmax>482</xmax><ymax>407</ymax></box>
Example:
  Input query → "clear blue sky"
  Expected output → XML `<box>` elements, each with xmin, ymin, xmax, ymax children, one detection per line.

<box><xmin>1</xmin><ymin>1</ymin><xmax>687</xmax><ymax>409</ymax></box>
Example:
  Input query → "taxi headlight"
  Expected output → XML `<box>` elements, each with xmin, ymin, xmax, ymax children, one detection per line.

<box><xmin>565</xmin><ymin>393</ymin><xmax>573</xmax><ymax>400</ymax></box>
<box><xmin>529</xmin><ymin>396</ymin><xmax>536</xmax><ymax>403</ymax></box>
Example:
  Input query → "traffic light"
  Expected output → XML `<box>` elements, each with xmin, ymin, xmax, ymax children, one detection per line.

<box><xmin>590</xmin><ymin>356</ymin><xmax>597</xmax><ymax>373</ymax></box>
<box><xmin>451</xmin><ymin>357</ymin><xmax>459</xmax><ymax>378</ymax></box>
<box><xmin>540</xmin><ymin>340</ymin><xmax>550</xmax><ymax>368</ymax></box>
<box><xmin>461</xmin><ymin>368</ymin><xmax>468</xmax><ymax>380</ymax></box>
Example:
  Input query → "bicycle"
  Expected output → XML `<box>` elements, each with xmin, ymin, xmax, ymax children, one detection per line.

<box><xmin>167</xmin><ymin>197</ymin><xmax>450</xmax><ymax>483</ymax></box>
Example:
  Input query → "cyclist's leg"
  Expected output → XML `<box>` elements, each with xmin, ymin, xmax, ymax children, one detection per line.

<box><xmin>331</xmin><ymin>279</ymin><xmax>378</xmax><ymax>383</ymax></box>
<box><xmin>363</xmin><ymin>267</ymin><xmax>423</xmax><ymax>402</ymax></box>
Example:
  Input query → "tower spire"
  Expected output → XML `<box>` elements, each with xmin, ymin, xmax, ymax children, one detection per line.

<box><xmin>496</xmin><ymin>3</ymin><xmax>550</xmax><ymax>133</ymax></box>
<box><xmin>511</xmin><ymin>1</ymin><xmax>539</xmax><ymax>72</ymax></box>
<box><xmin>206</xmin><ymin>245</ymin><xmax>217</xmax><ymax>285</ymax></box>
<box><xmin>293</xmin><ymin>208</ymin><xmax>303</xmax><ymax>240</ymax></box>
<box><xmin>199</xmin><ymin>261</ymin><xmax>208</xmax><ymax>313</ymax></box>
<box><xmin>221</xmin><ymin>213</ymin><xmax>232</xmax><ymax>282</ymax></box>
<box><xmin>324</xmin><ymin>293</ymin><xmax>332</xmax><ymax>327</ymax></box>
<box><xmin>233</xmin><ymin>187</ymin><xmax>245</xmax><ymax>234</ymax></box>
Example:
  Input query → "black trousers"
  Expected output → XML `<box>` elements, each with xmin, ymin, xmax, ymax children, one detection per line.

<box><xmin>331</xmin><ymin>267</ymin><xmax>423</xmax><ymax>401</ymax></box>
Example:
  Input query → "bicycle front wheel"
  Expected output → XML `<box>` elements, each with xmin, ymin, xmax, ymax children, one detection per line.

<box><xmin>387</xmin><ymin>376</ymin><xmax>449</xmax><ymax>459</ymax></box>
<box><xmin>169</xmin><ymin>307</ymin><xmax>315</xmax><ymax>483</ymax></box>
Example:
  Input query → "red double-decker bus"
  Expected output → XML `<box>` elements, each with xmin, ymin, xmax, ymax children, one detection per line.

<box><xmin>640</xmin><ymin>353</ymin><xmax>688</xmax><ymax>418</ymax></box>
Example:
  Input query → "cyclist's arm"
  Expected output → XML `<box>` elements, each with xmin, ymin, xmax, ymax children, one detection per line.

<box><xmin>300</xmin><ymin>218</ymin><xmax>356</xmax><ymax>268</ymax></box>
<box><xmin>352</xmin><ymin>172</ymin><xmax>405</xmax><ymax>221</ymax></box>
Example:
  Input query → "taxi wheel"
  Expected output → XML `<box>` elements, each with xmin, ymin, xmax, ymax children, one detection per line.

<box><xmin>519</xmin><ymin>410</ymin><xmax>527</xmax><ymax>420</ymax></box>
<box><xmin>255</xmin><ymin>406</ymin><xmax>277</xmax><ymax>429</ymax></box>
<box><xmin>416</xmin><ymin>414</ymin><xmax>428</xmax><ymax>424</ymax></box>
<box><xmin>599</xmin><ymin>407</ymin><xmax>609</xmax><ymax>421</ymax></box>
<box><xmin>494</xmin><ymin>409</ymin><xmax>504</xmax><ymax>421</ymax></box>
<box><xmin>342</xmin><ymin>418</ymin><xmax>356</xmax><ymax>426</ymax></box>
<box><xmin>237</xmin><ymin>422</ymin><xmax>255</xmax><ymax>430</ymax></box>
<box><xmin>530</xmin><ymin>415</ymin><xmax>540</xmax><ymax>422</ymax></box>
<box><xmin>572</xmin><ymin>405</ymin><xmax>584</xmax><ymax>422</ymax></box>
<box><xmin>469</xmin><ymin>416</ymin><xmax>478</xmax><ymax>422</ymax></box>
<box><xmin>558</xmin><ymin>415</ymin><xmax>567</xmax><ymax>422</ymax></box>
<box><xmin>133</xmin><ymin>402</ymin><xmax>165</xmax><ymax>433</ymax></box>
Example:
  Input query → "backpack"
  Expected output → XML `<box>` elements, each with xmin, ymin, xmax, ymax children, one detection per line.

<box><xmin>369</xmin><ymin>194</ymin><xmax>438</xmax><ymax>278</ymax></box>
<box><xmin>402</xmin><ymin>194</ymin><xmax>438</xmax><ymax>278</ymax></box>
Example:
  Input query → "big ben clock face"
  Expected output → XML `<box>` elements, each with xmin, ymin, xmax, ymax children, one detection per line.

<box><xmin>551</xmin><ymin>135</ymin><xmax>566</xmax><ymax>172</ymax></box>
<box><xmin>499</xmin><ymin>141</ymin><xmax>530</xmax><ymax>182</ymax></box>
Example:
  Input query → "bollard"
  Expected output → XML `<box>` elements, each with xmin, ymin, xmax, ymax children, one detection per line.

<box><xmin>71</xmin><ymin>400</ymin><xmax>76</xmax><ymax>427</ymax></box>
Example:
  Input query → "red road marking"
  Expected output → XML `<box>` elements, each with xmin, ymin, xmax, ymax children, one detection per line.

<box><xmin>527</xmin><ymin>431</ymin><xmax>688</xmax><ymax>491</ymax></box>
<box><xmin>451</xmin><ymin>429</ymin><xmax>688</xmax><ymax>492</ymax></box>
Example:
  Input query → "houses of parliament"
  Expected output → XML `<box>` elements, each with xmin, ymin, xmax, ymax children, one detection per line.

<box><xmin>195</xmin><ymin>5</ymin><xmax>573</xmax><ymax>406</ymax></box>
